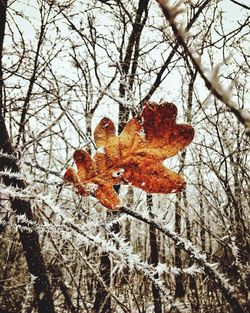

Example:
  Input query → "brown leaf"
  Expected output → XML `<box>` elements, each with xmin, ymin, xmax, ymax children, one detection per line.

<box><xmin>64</xmin><ymin>102</ymin><xmax>194</xmax><ymax>210</ymax></box>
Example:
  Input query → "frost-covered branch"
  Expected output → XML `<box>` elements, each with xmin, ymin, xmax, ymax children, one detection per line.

<box><xmin>120</xmin><ymin>206</ymin><xmax>244</xmax><ymax>313</ymax></box>
<box><xmin>156</xmin><ymin>0</ymin><xmax>250</xmax><ymax>136</ymax></box>
<box><xmin>0</xmin><ymin>169</ymin><xmax>24</xmax><ymax>181</ymax></box>
<box><xmin>21</xmin><ymin>274</ymin><xmax>37</xmax><ymax>313</ymax></box>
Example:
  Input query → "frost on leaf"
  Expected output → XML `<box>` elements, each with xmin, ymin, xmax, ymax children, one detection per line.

<box><xmin>64</xmin><ymin>102</ymin><xmax>194</xmax><ymax>210</ymax></box>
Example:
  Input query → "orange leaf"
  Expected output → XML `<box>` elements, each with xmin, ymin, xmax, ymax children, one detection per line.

<box><xmin>118</xmin><ymin>118</ymin><xmax>143</xmax><ymax>156</ymax></box>
<box><xmin>94</xmin><ymin>117</ymin><xmax>116</xmax><ymax>148</ymax></box>
<box><xmin>122</xmin><ymin>156</ymin><xmax>185</xmax><ymax>193</ymax></box>
<box><xmin>95</xmin><ymin>183</ymin><xmax>120</xmax><ymax>210</ymax></box>
<box><xmin>64</xmin><ymin>102</ymin><xmax>194</xmax><ymax>210</ymax></box>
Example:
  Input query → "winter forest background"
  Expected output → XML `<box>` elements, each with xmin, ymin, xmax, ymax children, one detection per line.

<box><xmin>0</xmin><ymin>0</ymin><xmax>249</xmax><ymax>312</ymax></box>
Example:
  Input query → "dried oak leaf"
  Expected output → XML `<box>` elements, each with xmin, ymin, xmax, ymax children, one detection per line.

<box><xmin>64</xmin><ymin>102</ymin><xmax>194</xmax><ymax>210</ymax></box>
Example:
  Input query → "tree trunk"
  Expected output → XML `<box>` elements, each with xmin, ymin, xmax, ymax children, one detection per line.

<box><xmin>0</xmin><ymin>0</ymin><xmax>8</xmax><ymax>115</ymax></box>
<box><xmin>147</xmin><ymin>194</ymin><xmax>162</xmax><ymax>313</ymax></box>
<box><xmin>174</xmin><ymin>194</ymin><xmax>185</xmax><ymax>298</ymax></box>
<box><xmin>93</xmin><ymin>252</ymin><xmax>111</xmax><ymax>313</ymax></box>
<box><xmin>0</xmin><ymin>2</ymin><xmax>55</xmax><ymax>312</ymax></box>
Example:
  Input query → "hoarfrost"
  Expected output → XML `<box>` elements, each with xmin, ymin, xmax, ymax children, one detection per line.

<box><xmin>184</xmin><ymin>264</ymin><xmax>203</xmax><ymax>276</ymax></box>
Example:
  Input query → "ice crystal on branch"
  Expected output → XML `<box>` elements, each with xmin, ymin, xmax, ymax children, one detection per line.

<box><xmin>64</xmin><ymin>102</ymin><xmax>194</xmax><ymax>209</ymax></box>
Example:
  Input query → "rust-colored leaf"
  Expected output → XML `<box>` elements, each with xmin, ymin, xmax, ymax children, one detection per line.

<box><xmin>73</xmin><ymin>149</ymin><xmax>97</xmax><ymax>181</ymax></box>
<box><xmin>64</xmin><ymin>102</ymin><xmax>194</xmax><ymax>210</ymax></box>
<box><xmin>122</xmin><ymin>156</ymin><xmax>186</xmax><ymax>193</ymax></box>
<box><xmin>139</xmin><ymin>102</ymin><xmax>194</xmax><ymax>159</ymax></box>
